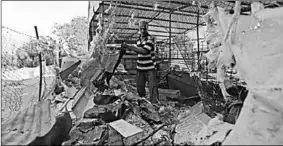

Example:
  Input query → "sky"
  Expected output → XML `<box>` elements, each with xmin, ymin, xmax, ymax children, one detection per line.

<box><xmin>2</xmin><ymin>1</ymin><xmax>99</xmax><ymax>37</ymax></box>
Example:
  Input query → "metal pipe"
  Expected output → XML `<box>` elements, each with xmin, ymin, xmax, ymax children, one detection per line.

<box><xmin>196</xmin><ymin>6</ymin><xmax>200</xmax><ymax>71</ymax></box>
<box><xmin>169</xmin><ymin>11</ymin><xmax>172</xmax><ymax>66</ymax></box>
<box><xmin>206</xmin><ymin>57</ymin><xmax>208</xmax><ymax>82</ymax></box>
<box><xmin>34</xmin><ymin>26</ymin><xmax>42</xmax><ymax>102</ymax></box>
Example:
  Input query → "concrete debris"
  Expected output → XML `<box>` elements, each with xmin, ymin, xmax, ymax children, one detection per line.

<box><xmin>4</xmin><ymin>47</ymin><xmax>248</xmax><ymax>146</ymax></box>
<box><xmin>158</xmin><ymin>88</ymin><xmax>181</xmax><ymax>101</ymax></box>
<box><xmin>109</xmin><ymin>119</ymin><xmax>143</xmax><ymax>138</ymax></box>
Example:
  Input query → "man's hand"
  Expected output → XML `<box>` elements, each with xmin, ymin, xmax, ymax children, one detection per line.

<box><xmin>121</xmin><ymin>42</ymin><xmax>126</xmax><ymax>48</ymax></box>
<box><xmin>122</xmin><ymin>42</ymin><xmax>131</xmax><ymax>50</ymax></box>
<box><xmin>123</xmin><ymin>42</ymin><xmax>136</xmax><ymax>53</ymax></box>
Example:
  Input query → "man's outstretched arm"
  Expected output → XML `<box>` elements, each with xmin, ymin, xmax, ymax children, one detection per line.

<box><xmin>123</xmin><ymin>43</ymin><xmax>149</xmax><ymax>55</ymax></box>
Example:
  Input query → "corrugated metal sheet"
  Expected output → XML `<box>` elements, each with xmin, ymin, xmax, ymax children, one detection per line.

<box><xmin>1</xmin><ymin>100</ymin><xmax>56</xmax><ymax>145</ymax></box>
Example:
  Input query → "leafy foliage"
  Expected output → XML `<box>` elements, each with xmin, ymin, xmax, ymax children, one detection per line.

<box><xmin>52</xmin><ymin>16</ymin><xmax>88</xmax><ymax>53</ymax></box>
<box><xmin>15</xmin><ymin>36</ymin><xmax>57</xmax><ymax>68</ymax></box>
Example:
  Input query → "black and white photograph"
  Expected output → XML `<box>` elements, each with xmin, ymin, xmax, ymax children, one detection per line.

<box><xmin>1</xmin><ymin>0</ymin><xmax>283</xmax><ymax>145</ymax></box>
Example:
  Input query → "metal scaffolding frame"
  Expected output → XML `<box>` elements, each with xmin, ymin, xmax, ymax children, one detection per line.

<box><xmin>88</xmin><ymin>0</ymin><xmax>282</xmax><ymax>69</ymax></box>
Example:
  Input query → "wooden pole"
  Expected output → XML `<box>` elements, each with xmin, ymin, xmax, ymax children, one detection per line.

<box><xmin>34</xmin><ymin>26</ymin><xmax>42</xmax><ymax>102</ymax></box>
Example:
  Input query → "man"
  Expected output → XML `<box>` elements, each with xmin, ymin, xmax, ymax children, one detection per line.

<box><xmin>122</xmin><ymin>20</ymin><xmax>159</xmax><ymax>104</ymax></box>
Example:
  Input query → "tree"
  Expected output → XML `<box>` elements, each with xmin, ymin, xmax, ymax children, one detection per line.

<box><xmin>52</xmin><ymin>16</ymin><xmax>88</xmax><ymax>54</ymax></box>
<box><xmin>15</xmin><ymin>36</ymin><xmax>57</xmax><ymax>68</ymax></box>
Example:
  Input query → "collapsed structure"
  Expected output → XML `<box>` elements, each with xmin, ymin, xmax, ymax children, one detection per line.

<box><xmin>2</xmin><ymin>1</ymin><xmax>283</xmax><ymax>145</ymax></box>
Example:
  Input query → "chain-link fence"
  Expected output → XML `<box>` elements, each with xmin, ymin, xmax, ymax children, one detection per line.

<box><xmin>1</xmin><ymin>26</ymin><xmax>57</xmax><ymax>122</ymax></box>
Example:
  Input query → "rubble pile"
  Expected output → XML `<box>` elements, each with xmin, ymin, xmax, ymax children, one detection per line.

<box><xmin>1</xmin><ymin>49</ymin><xmax>238</xmax><ymax>146</ymax></box>
<box><xmin>52</xmin><ymin>72</ymin><xmax>235</xmax><ymax>145</ymax></box>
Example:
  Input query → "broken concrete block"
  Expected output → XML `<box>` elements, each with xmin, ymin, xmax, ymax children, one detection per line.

<box><xmin>109</xmin><ymin>119</ymin><xmax>143</xmax><ymax>138</ymax></box>
<box><xmin>123</xmin><ymin>112</ymin><xmax>154</xmax><ymax>145</ymax></box>
<box><xmin>83</xmin><ymin>101</ymin><xmax>125</xmax><ymax>123</ymax></box>
<box><xmin>93</xmin><ymin>94</ymin><xmax>120</xmax><ymax>105</ymax></box>
<box><xmin>84</xmin><ymin>106</ymin><xmax>107</xmax><ymax>119</ymax></box>
<box><xmin>75</xmin><ymin>119</ymin><xmax>102</xmax><ymax>132</ymax></box>
<box><xmin>108</xmin><ymin>125</ymin><xmax>124</xmax><ymax>146</ymax></box>
<box><xmin>158</xmin><ymin>88</ymin><xmax>181</xmax><ymax>100</ymax></box>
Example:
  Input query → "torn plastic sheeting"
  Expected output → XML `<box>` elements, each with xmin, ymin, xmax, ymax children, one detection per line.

<box><xmin>60</xmin><ymin>60</ymin><xmax>81</xmax><ymax>80</ymax></box>
<box><xmin>192</xmin><ymin>117</ymin><xmax>234</xmax><ymax>145</ymax></box>
<box><xmin>80</xmin><ymin>51</ymin><xmax>121</xmax><ymax>86</ymax></box>
<box><xmin>1</xmin><ymin>100</ymin><xmax>56</xmax><ymax>145</ymax></box>
<box><xmin>80</xmin><ymin>58</ymin><xmax>104</xmax><ymax>85</ymax></box>
<box><xmin>101</xmin><ymin>50</ymin><xmax>123</xmax><ymax>73</ymax></box>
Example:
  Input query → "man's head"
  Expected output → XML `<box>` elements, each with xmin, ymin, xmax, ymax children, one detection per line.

<box><xmin>139</xmin><ymin>20</ymin><xmax>148</xmax><ymax>37</ymax></box>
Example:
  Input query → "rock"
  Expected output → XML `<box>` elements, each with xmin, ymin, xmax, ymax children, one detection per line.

<box><xmin>109</xmin><ymin>76</ymin><xmax>126</xmax><ymax>90</ymax></box>
<box><xmin>83</xmin><ymin>101</ymin><xmax>126</xmax><ymax>123</ymax></box>
<box><xmin>93</xmin><ymin>94</ymin><xmax>120</xmax><ymax>105</ymax></box>
<box><xmin>83</xmin><ymin>106</ymin><xmax>107</xmax><ymax>119</ymax></box>
<box><xmin>113</xmin><ymin>89</ymin><xmax>126</xmax><ymax>96</ymax></box>
<box><xmin>64</xmin><ymin>85</ymin><xmax>78</xmax><ymax>99</ymax></box>
<box><xmin>67</xmin><ymin>121</ymin><xmax>106</xmax><ymax>146</ymax></box>
<box><xmin>158</xmin><ymin>106</ymin><xmax>165</xmax><ymax>113</ymax></box>
<box><xmin>54</xmin><ymin>83</ymin><xmax>64</xmax><ymax>95</ymax></box>
<box><xmin>125</xmin><ymin>92</ymin><xmax>139</xmax><ymax>101</ymax></box>
<box><xmin>76</xmin><ymin>119</ymin><xmax>104</xmax><ymax>133</ymax></box>
<box><xmin>158</xmin><ymin>88</ymin><xmax>181</xmax><ymax>100</ymax></box>
<box><xmin>138</xmin><ymin>98</ymin><xmax>162</xmax><ymax>124</ymax></box>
